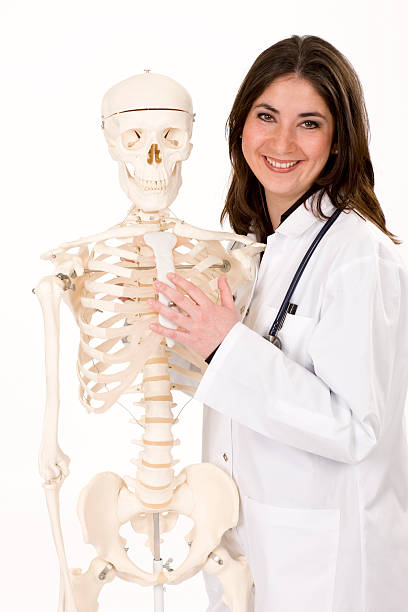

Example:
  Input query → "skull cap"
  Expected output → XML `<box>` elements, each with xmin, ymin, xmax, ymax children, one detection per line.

<box><xmin>101</xmin><ymin>72</ymin><xmax>193</xmax><ymax>121</ymax></box>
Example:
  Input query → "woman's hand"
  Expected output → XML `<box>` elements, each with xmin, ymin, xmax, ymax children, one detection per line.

<box><xmin>148</xmin><ymin>272</ymin><xmax>239</xmax><ymax>359</ymax></box>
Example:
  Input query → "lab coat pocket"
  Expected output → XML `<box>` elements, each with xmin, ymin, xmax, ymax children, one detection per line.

<box><xmin>242</xmin><ymin>496</ymin><xmax>340</xmax><ymax>612</ymax></box>
<box><xmin>256</xmin><ymin>304</ymin><xmax>315</xmax><ymax>370</ymax></box>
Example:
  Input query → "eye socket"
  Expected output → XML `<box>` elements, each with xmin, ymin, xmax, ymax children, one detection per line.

<box><xmin>121</xmin><ymin>129</ymin><xmax>142</xmax><ymax>149</ymax></box>
<box><xmin>162</xmin><ymin>127</ymin><xmax>187</xmax><ymax>149</ymax></box>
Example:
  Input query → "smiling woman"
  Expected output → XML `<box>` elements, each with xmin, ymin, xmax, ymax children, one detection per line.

<box><xmin>187</xmin><ymin>34</ymin><xmax>408</xmax><ymax>612</ymax></box>
<box><xmin>241</xmin><ymin>76</ymin><xmax>336</xmax><ymax>230</ymax></box>
<box><xmin>222</xmin><ymin>35</ymin><xmax>399</xmax><ymax>246</ymax></box>
<box><xmin>148</xmin><ymin>34</ymin><xmax>408</xmax><ymax>612</ymax></box>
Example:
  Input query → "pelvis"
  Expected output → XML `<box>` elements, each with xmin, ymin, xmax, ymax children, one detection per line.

<box><xmin>78</xmin><ymin>462</ymin><xmax>239</xmax><ymax>587</ymax></box>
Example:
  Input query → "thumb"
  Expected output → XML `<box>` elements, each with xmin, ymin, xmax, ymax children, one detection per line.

<box><xmin>218</xmin><ymin>275</ymin><xmax>235</xmax><ymax>309</ymax></box>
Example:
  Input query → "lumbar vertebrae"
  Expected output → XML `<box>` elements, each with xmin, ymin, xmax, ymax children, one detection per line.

<box><xmin>35</xmin><ymin>71</ymin><xmax>263</xmax><ymax>612</ymax></box>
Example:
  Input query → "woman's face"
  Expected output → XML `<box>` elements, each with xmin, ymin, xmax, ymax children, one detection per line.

<box><xmin>242</xmin><ymin>75</ymin><xmax>335</xmax><ymax>210</ymax></box>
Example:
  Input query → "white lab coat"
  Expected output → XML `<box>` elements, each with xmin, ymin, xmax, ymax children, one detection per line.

<box><xmin>194</xmin><ymin>191</ymin><xmax>408</xmax><ymax>612</ymax></box>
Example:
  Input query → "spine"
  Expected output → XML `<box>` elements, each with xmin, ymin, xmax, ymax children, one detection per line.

<box><xmin>126</xmin><ymin>343</ymin><xmax>179</xmax><ymax>508</ymax></box>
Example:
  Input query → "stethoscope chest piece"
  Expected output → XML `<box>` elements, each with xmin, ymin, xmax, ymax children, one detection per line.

<box><xmin>264</xmin><ymin>334</ymin><xmax>282</xmax><ymax>350</ymax></box>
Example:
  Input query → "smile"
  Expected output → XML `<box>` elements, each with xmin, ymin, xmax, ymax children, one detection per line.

<box><xmin>264</xmin><ymin>156</ymin><xmax>302</xmax><ymax>172</ymax></box>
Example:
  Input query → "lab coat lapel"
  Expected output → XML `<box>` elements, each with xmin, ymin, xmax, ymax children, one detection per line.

<box><xmin>233</xmin><ymin>191</ymin><xmax>335</xmax><ymax>321</ymax></box>
<box><xmin>275</xmin><ymin>191</ymin><xmax>337</xmax><ymax>238</ymax></box>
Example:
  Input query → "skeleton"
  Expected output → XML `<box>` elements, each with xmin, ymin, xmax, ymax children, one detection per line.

<box><xmin>35</xmin><ymin>72</ymin><xmax>264</xmax><ymax>611</ymax></box>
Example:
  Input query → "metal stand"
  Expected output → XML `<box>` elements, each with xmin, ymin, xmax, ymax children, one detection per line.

<box><xmin>153</xmin><ymin>513</ymin><xmax>164</xmax><ymax>612</ymax></box>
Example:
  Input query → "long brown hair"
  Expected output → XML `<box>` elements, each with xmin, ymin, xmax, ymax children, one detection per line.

<box><xmin>221</xmin><ymin>35</ymin><xmax>401</xmax><ymax>244</ymax></box>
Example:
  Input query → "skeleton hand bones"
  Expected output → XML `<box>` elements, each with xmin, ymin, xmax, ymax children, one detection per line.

<box><xmin>39</xmin><ymin>442</ymin><xmax>71</xmax><ymax>485</ymax></box>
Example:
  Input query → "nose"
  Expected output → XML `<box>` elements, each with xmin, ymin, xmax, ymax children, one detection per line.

<box><xmin>269</xmin><ymin>125</ymin><xmax>296</xmax><ymax>156</ymax></box>
<box><xmin>147</xmin><ymin>143</ymin><xmax>162</xmax><ymax>165</ymax></box>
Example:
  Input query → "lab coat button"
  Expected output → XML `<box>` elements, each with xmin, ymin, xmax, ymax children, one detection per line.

<box><xmin>223</xmin><ymin>453</ymin><xmax>229</xmax><ymax>462</ymax></box>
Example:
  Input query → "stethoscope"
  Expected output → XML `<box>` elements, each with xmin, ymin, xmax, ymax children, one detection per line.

<box><xmin>264</xmin><ymin>208</ymin><xmax>342</xmax><ymax>349</ymax></box>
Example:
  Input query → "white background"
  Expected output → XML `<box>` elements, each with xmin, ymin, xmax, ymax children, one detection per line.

<box><xmin>1</xmin><ymin>0</ymin><xmax>407</xmax><ymax>610</ymax></box>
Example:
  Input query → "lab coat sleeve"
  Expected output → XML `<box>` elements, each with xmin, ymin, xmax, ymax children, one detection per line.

<box><xmin>194</xmin><ymin>255</ymin><xmax>405</xmax><ymax>463</ymax></box>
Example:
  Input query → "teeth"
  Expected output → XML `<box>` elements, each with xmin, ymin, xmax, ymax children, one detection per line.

<box><xmin>123</xmin><ymin>162</ymin><xmax>168</xmax><ymax>191</ymax></box>
<box><xmin>266</xmin><ymin>157</ymin><xmax>299</xmax><ymax>169</ymax></box>
<box><xmin>136</xmin><ymin>177</ymin><xmax>168</xmax><ymax>192</ymax></box>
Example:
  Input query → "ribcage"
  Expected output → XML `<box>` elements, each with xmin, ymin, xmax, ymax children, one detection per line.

<box><xmin>77</xmin><ymin>232</ymin><xmax>223</xmax><ymax>412</ymax></box>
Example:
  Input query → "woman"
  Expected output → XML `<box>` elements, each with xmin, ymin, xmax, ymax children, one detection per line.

<box><xmin>148</xmin><ymin>35</ymin><xmax>408</xmax><ymax>612</ymax></box>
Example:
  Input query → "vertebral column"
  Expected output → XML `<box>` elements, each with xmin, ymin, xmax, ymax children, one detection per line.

<box><xmin>131</xmin><ymin>343</ymin><xmax>178</xmax><ymax>508</ymax></box>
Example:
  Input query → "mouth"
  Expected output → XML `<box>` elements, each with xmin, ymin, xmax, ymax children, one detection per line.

<box><xmin>263</xmin><ymin>156</ymin><xmax>303</xmax><ymax>173</ymax></box>
<box><xmin>124</xmin><ymin>162</ymin><xmax>168</xmax><ymax>192</ymax></box>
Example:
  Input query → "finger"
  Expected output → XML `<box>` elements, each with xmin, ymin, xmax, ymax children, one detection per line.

<box><xmin>150</xmin><ymin>321</ymin><xmax>190</xmax><ymax>343</ymax></box>
<box><xmin>153</xmin><ymin>280</ymin><xmax>198</xmax><ymax>316</ymax></box>
<box><xmin>167</xmin><ymin>272</ymin><xmax>209</xmax><ymax>307</ymax></box>
<box><xmin>148</xmin><ymin>299</ymin><xmax>193</xmax><ymax>330</ymax></box>
<box><xmin>218</xmin><ymin>275</ymin><xmax>235</xmax><ymax>309</ymax></box>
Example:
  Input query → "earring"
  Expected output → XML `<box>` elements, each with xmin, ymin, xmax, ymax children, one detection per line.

<box><xmin>333</xmin><ymin>147</ymin><xmax>338</xmax><ymax>154</ymax></box>
<box><xmin>239</xmin><ymin>134</ymin><xmax>242</xmax><ymax>139</ymax></box>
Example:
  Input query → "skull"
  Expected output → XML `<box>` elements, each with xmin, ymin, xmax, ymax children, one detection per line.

<box><xmin>102</xmin><ymin>73</ymin><xmax>194</xmax><ymax>213</ymax></box>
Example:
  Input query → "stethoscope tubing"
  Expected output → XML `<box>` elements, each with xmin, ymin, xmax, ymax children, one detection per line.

<box><xmin>267</xmin><ymin>207</ymin><xmax>342</xmax><ymax>344</ymax></box>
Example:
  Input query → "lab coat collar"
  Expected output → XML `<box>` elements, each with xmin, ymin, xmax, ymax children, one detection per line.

<box><xmin>270</xmin><ymin>190</ymin><xmax>337</xmax><ymax>240</ymax></box>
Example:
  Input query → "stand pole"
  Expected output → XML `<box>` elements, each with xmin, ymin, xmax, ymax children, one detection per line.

<box><xmin>153</xmin><ymin>513</ymin><xmax>164</xmax><ymax>612</ymax></box>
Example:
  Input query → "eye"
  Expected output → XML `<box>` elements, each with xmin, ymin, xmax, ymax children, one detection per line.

<box><xmin>257</xmin><ymin>112</ymin><xmax>275</xmax><ymax>122</ymax></box>
<box><xmin>162</xmin><ymin>127</ymin><xmax>187</xmax><ymax>149</ymax></box>
<box><xmin>301</xmin><ymin>120</ymin><xmax>320</xmax><ymax>129</ymax></box>
<box><xmin>121</xmin><ymin>129</ymin><xmax>142</xmax><ymax>149</ymax></box>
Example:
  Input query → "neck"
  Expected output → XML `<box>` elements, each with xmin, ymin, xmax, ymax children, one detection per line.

<box><xmin>265</xmin><ymin>191</ymin><xmax>302</xmax><ymax>229</ymax></box>
<box><xmin>123</xmin><ymin>206</ymin><xmax>173</xmax><ymax>225</ymax></box>
<box><xmin>265</xmin><ymin>184</ymin><xmax>317</xmax><ymax>231</ymax></box>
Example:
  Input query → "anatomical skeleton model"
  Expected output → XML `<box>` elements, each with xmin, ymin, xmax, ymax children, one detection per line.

<box><xmin>35</xmin><ymin>72</ymin><xmax>264</xmax><ymax>612</ymax></box>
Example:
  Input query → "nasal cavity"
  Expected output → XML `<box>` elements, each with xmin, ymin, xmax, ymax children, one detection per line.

<box><xmin>147</xmin><ymin>144</ymin><xmax>162</xmax><ymax>165</ymax></box>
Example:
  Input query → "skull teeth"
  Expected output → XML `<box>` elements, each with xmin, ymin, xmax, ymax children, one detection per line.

<box><xmin>123</xmin><ymin>163</ymin><xmax>168</xmax><ymax>192</ymax></box>
<box><xmin>139</xmin><ymin>178</ymin><xmax>168</xmax><ymax>192</ymax></box>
